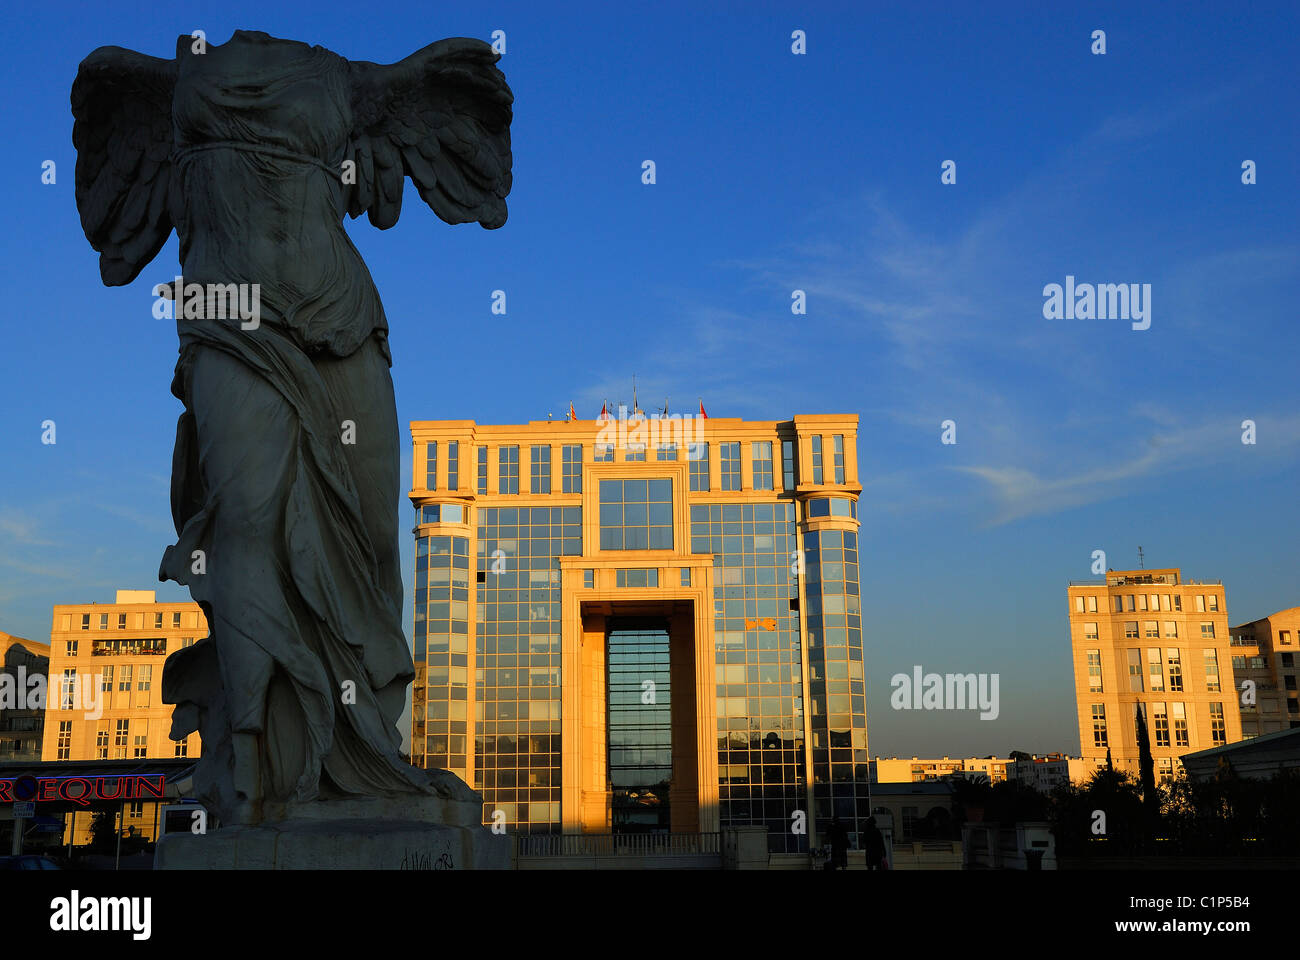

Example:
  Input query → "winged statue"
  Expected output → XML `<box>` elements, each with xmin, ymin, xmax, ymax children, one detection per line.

<box><xmin>71</xmin><ymin>30</ymin><xmax>512</xmax><ymax>826</ymax></box>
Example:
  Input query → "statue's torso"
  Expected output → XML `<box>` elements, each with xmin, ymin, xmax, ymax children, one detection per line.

<box><xmin>170</xmin><ymin>31</ymin><xmax>383</xmax><ymax>356</ymax></box>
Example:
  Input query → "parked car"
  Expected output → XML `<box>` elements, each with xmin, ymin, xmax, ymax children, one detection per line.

<box><xmin>0</xmin><ymin>854</ymin><xmax>62</xmax><ymax>870</ymax></box>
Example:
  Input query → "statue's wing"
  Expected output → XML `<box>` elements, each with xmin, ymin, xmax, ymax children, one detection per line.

<box><xmin>347</xmin><ymin>37</ymin><xmax>512</xmax><ymax>230</ymax></box>
<box><xmin>71</xmin><ymin>47</ymin><xmax>177</xmax><ymax>286</ymax></box>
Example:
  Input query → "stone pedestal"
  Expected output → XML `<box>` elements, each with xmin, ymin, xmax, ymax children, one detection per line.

<box><xmin>155</xmin><ymin>795</ymin><xmax>511</xmax><ymax>870</ymax></box>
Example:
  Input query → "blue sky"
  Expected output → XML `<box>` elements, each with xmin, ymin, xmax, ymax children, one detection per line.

<box><xmin>1</xmin><ymin>1</ymin><xmax>1297</xmax><ymax>758</ymax></box>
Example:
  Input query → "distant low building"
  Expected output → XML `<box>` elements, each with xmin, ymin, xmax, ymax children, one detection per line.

<box><xmin>1007</xmin><ymin>753</ymin><xmax>1088</xmax><ymax>792</ymax></box>
<box><xmin>869</xmin><ymin>781</ymin><xmax>957</xmax><ymax>843</ymax></box>
<box><xmin>870</xmin><ymin>756</ymin><xmax>1011</xmax><ymax>784</ymax></box>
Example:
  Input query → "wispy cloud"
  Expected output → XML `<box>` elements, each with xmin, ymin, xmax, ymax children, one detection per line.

<box><xmin>957</xmin><ymin>413</ymin><xmax>1300</xmax><ymax>525</ymax></box>
<box><xmin>681</xmin><ymin>84</ymin><xmax>1298</xmax><ymax>525</ymax></box>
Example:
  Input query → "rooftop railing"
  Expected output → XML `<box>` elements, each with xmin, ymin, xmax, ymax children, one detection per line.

<box><xmin>517</xmin><ymin>831</ymin><xmax>721</xmax><ymax>858</ymax></box>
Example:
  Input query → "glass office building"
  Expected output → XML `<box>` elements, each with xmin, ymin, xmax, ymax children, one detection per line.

<box><xmin>410</xmin><ymin>411</ymin><xmax>865</xmax><ymax>854</ymax></box>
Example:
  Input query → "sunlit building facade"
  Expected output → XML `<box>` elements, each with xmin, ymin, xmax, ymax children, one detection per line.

<box><xmin>1067</xmin><ymin>569</ymin><xmax>1242</xmax><ymax>783</ymax></box>
<box><xmin>1230</xmin><ymin>607</ymin><xmax>1300</xmax><ymax>738</ymax></box>
<box><xmin>38</xmin><ymin>590</ymin><xmax>207</xmax><ymax>843</ymax></box>
<box><xmin>0</xmin><ymin>631</ymin><xmax>49</xmax><ymax>761</ymax></box>
<box><xmin>409</xmin><ymin>410</ymin><xmax>866</xmax><ymax>853</ymax></box>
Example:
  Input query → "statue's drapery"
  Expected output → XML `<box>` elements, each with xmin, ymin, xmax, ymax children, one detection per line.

<box><xmin>71</xmin><ymin>30</ymin><xmax>511</xmax><ymax>822</ymax></box>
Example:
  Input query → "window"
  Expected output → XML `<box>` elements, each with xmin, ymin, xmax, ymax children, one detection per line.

<box><xmin>807</xmin><ymin>498</ymin><xmax>855</xmax><ymax>519</ymax></box>
<box><xmin>1138</xmin><ymin>594</ymin><xmax>1148</xmax><ymax>611</ymax></box>
<box><xmin>447</xmin><ymin>441</ymin><xmax>459</xmax><ymax>490</ymax></box>
<box><xmin>752</xmin><ymin>441</ymin><xmax>773</xmax><ymax>491</ymax></box>
<box><xmin>56</xmin><ymin>721</ymin><xmax>72</xmax><ymax>760</ymax></box>
<box><xmin>1087</xmin><ymin>650</ymin><xmax>1103</xmax><ymax>691</ymax></box>
<box><xmin>1125</xmin><ymin>595</ymin><xmax>1136</xmax><ymax>612</ymax></box>
<box><xmin>477</xmin><ymin>446</ymin><xmax>488</xmax><ymax>494</ymax></box>
<box><xmin>66</xmin><ymin>640</ymin><xmax>78</xmax><ymax>657</ymax></box>
<box><xmin>114</xmin><ymin>719</ymin><xmax>129</xmax><ymax>759</ymax></box>
<box><xmin>688</xmin><ymin>443</ymin><xmax>709</xmax><ymax>491</ymax></box>
<box><xmin>599</xmin><ymin>479</ymin><xmax>672</xmax><ymax>550</ymax></box>
<box><xmin>1152</xmin><ymin>702</ymin><xmax>1170</xmax><ymax>747</ymax></box>
<box><xmin>1161</xmin><ymin>594</ymin><xmax>1171</xmax><ymax>611</ymax></box>
<box><xmin>781</xmin><ymin>440</ymin><xmax>795</xmax><ymax>490</ymax></box>
<box><xmin>419</xmin><ymin>503</ymin><xmax>464</xmax><ymax>525</ymax></box>
<box><xmin>593</xmin><ymin>444</ymin><xmax>613</xmax><ymax>463</ymax></box>
<box><xmin>719</xmin><ymin>442</ymin><xmax>741</xmax><ymax>490</ymax></box>
<box><xmin>1113</xmin><ymin>596</ymin><xmax>1124</xmax><ymax>613</ymax></box>
<box><xmin>1250</xmin><ymin>656</ymin><xmax>1266</xmax><ymax>669</ymax></box>
<box><xmin>1092</xmin><ymin>704</ymin><xmax>1107</xmax><ymax>747</ymax></box>
<box><xmin>1171</xmin><ymin>703</ymin><xmax>1189</xmax><ymax>747</ymax></box>
<box><xmin>1127</xmin><ymin>649</ymin><xmax>1143</xmax><ymax>692</ymax></box>
<box><xmin>128</xmin><ymin>801</ymin><xmax>144</xmax><ymax>818</ymax></box>
<box><xmin>175</xmin><ymin>737</ymin><xmax>188</xmax><ymax>758</ymax></box>
<box><xmin>60</xmin><ymin>669</ymin><xmax>76</xmax><ymax>710</ymax></box>
<box><xmin>811</xmin><ymin>436</ymin><xmax>823</xmax><ymax>484</ymax></box>
<box><xmin>1196</xmin><ymin>595</ymin><xmax>1206</xmax><ymax>612</ymax></box>
<box><xmin>1164</xmin><ymin>621</ymin><xmax>1178</xmax><ymax>638</ymax></box>
<box><xmin>137</xmin><ymin>664</ymin><xmax>152</xmax><ymax>691</ymax></box>
<box><xmin>100</xmin><ymin>665</ymin><xmax>112</xmax><ymax>691</ymax></box>
<box><xmin>1075</xmin><ymin>596</ymin><xmax>1084</xmax><ymax>613</ymax></box>
<box><xmin>99</xmin><ymin>614</ymin><xmax>108</xmax><ymax>629</ymax></box>
<box><xmin>1088</xmin><ymin>596</ymin><xmax>1098</xmax><ymax>612</ymax></box>
<box><xmin>1148</xmin><ymin>594</ymin><xmax>1159</xmax><ymax>611</ymax></box>
<box><xmin>1278</xmin><ymin>630</ymin><xmax>1291</xmax><ymax>645</ymax></box>
<box><xmin>133</xmin><ymin>731</ymin><xmax>148</xmax><ymax>758</ymax></box>
<box><xmin>561</xmin><ymin>444</ymin><xmax>582</xmax><ymax>493</ymax></box>
<box><xmin>582</xmin><ymin>569</ymin><xmax>593</xmax><ymax>589</ymax></box>
<box><xmin>1283</xmin><ymin>653</ymin><xmax>1295</xmax><ymax>668</ymax></box>
<box><xmin>498</xmin><ymin>445</ymin><xmax>519</xmax><ymax>495</ymax></box>
<box><xmin>680</xmin><ymin>567</ymin><xmax>691</xmax><ymax>587</ymax></box>
<box><xmin>1124</xmin><ymin>621</ymin><xmax>1139</xmax><ymax>639</ymax></box>
<box><xmin>1209</xmin><ymin>703</ymin><xmax>1226</xmax><ymax>745</ymax></box>
<box><xmin>1167</xmin><ymin>649</ymin><xmax>1183</xmax><ymax>692</ymax></box>
<box><xmin>530</xmin><ymin>445</ymin><xmax>551</xmax><ymax>494</ymax></box>
<box><xmin>656</xmin><ymin>443</ymin><xmax>677</xmax><ymax>461</ymax></box>
<box><xmin>1231</xmin><ymin>655</ymin><xmax>1246</xmax><ymax>670</ymax></box>
<box><xmin>172</xmin><ymin>612</ymin><xmax>181</xmax><ymax>628</ymax></box>
<box><xmin>1144</xmin><ymin>620</ymin><xmax>1158</xmax><ymax>638</ymax></box>
<box><xmin>832</xmin><ymin>435</ymin><xmax>845</xmax><ymax>483</ymax></box>
<box><xmin>93</xmin><ymin>637</ymin><xmax>166</xmax><ymax>657</ymax></box>
<box><xmin>615</xmin><ymin>568</ymin><xmax>659</xmax><ymax>588</ymax></box>
<box><xmin>1084</xmin><ymin>622</ymin><xmax>1098</xmax><ymax>640</ymax></box>
<box><xmin>426</xmin><ymin>441</ymin><xmax>437</xmax><ymax>489</ymax></box>
<box><xmin>1200</xmin><ymin>622</ymin><xmax>1216</xmax><ymax>639</ymax></box>
<box><xmin>1173</xmin><ymin>595</ymin><xmax>1182</xmax><ymax>612</ymax></box>
<box><xmin>1157</xmin><ymin>757</ymin><xmax>1173</xmax><ymax>784</ymax></box>
<box><xmin>154</xmin><ymin>612</ymin><xmax>163</xmax><ymax>629</ymax></box>
<box><xmin>118</xmin><ymin>613</ymin><xmax>126</xmax><ymax>629</ymax></box>
<box><xmin>625</xmin><ymin>443</ymin><xmax>646</xmax><ymax>462</ymax></box>
<box><xmin>1148</xmin><ymin>648</ymin><xmax>1164</xmax><ymax>692</ymax></box>
<box><xmin>1203</xmin><ymin>649</ymin><xmax>1221</xmax><ymax>692</ymax></box>
<box><xmin>1207</xmin><ymin>594</ymin><xmax>1219</xmax><ymax>612</ymax></box>
<box><xmin>96</xmin><ymin>726</ymin><xmax>109</xmax><ymax>759</ymax></box>
<box><xmin>81</xmin><ymin>614</ymin><xmax>90</xmax><ymax>630</ymax></box>
<box><xmin>119</xmin><ymin>665</ymin><xmax>133</xmax><ymax>691</ymax></box>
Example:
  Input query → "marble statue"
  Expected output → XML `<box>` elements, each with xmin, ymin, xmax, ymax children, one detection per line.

<box><xmin>71</xmin><ymin>30</ymin><xmax>512</xmax><ymax>831</ymax></box>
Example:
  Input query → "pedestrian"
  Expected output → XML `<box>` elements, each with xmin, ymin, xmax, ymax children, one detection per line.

<box><xmin>862</xmin><ymin>815</ymin><xmax>886</xmax><ymax>870</ymax></box>
<box><xmin>829</xmin><ymin>817</ymin><xmax>849</xmax><ymax>870</ymax></box>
